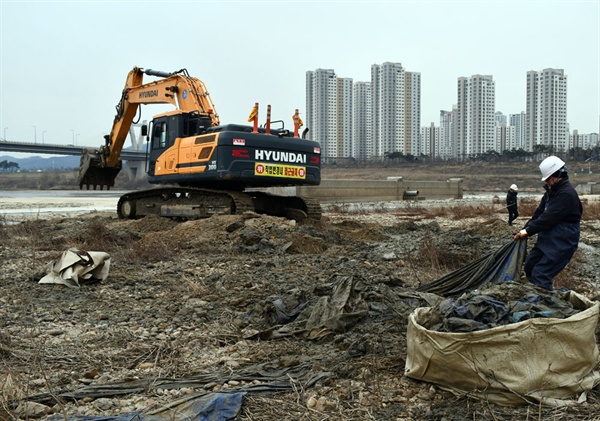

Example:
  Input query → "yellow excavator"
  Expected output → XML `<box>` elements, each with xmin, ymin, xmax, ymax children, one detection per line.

<box><xmin>78</xmin><ymin>67</ymin><xmax>321</xmax><ymax>221</ymax></box>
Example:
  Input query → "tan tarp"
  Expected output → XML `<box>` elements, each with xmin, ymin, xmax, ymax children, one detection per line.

<box><xmin>39</xmin><ymin>248</ymin><xmax>111</xmax><ymax>288</ymax></box>
<box><xmin>405</xmin><ymin>290</ymin><xmax>600</xmax><ymax>406</ymax></box>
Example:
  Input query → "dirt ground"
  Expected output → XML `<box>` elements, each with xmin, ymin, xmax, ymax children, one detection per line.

<box><xmin>2</xmin><ymin>192</ymin><xmax>600</xmax><ymax>420</ymax></box>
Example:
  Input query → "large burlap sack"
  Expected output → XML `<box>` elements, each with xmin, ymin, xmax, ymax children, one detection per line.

<box><xmin>405</xmin><ymin>290</ymin><xmax>600</xmax><ymax>406</ymax></box>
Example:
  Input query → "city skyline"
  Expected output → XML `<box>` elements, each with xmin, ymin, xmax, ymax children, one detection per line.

<box><xmin>306</xmin><ymin>64</ymin><xmax>598</xmax><ymax>160</ymax></box>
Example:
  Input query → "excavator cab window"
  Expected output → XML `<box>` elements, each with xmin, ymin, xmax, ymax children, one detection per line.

<box><xmin>152</xmin><ymin>121</ymin><xmax>168</xmax><ymax>149</ymax></box>
<box><xmin>182</xmin><ymin>113</ymin><xmax>212</xmax><ymax>136</ymax></box>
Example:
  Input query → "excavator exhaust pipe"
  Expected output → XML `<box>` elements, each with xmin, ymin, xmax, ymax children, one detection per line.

<box><xmin>78</xmin><ymin>148</ymin><xmax>122</xmax><ymax>190</ymax></box>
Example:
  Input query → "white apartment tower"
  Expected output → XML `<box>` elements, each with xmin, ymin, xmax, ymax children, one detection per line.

<box><xmin>306</xmin><ymin>69</ymin><xmax>354</xmax><ymax>160</ymax></box>
<box><xmin>353</xmin><ymin>81</ymin><xmax>372</xmax><ymax>160</ymax></box>
<box><xmin>305</xmin><ymin>69</ymin><xmax>337</xmax><ymax>158</ymax></box>
<box><xmin>440</xmin><ymin>108</ymin><xmax>456</xmax><ymax>159</ymax></box>
<box><xmin>371</xmin><ymin>62</ymin><xmax>422</xmax><ymax>158</ymax></box>
<box><xmin>371</xmin><ymin>62</ymin><xmax>404</xmax><ymax>157</ymax></box>
<box><xmin>456</xmin><ymin>75</ymin><xmax>496</xmax><ymax>159</ymax></box>
<box><xmin>495</xmin><ymin>111</ymin><xmax>516</xmax><ymax>152</ymax></box>
<box><xmin>336</xmin><ymin>78</ymin><xmax>354</xmax><ymax>158</ymax></box>
<box><xmin>496</xmin><ymin>124</ymin><xmax>516</xmax><ymax>152</ymax></box>
<box><xmin>509</xmin><ymin>112</ymin><xmax>527</xmax><ymax>150</ymax></box>
<box><xmin>420</xmin><ymin>123</ymin><xmax>440</xmax><ymax>158</ymax></box>
<box><xmin>525</xmin><ymin>68</ymin><xmax>568</xmax><ymax>153</ymax></box>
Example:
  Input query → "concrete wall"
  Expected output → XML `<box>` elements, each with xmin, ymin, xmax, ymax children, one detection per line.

<box><xmin>575</xmin><ymin>182</ymin><xmax>599</xmax><ymax>195</ymax></box>
<box><xmin>296</xmin><ymin>177</ymin><xmax>463</xmax><ymax>203</ymax></box>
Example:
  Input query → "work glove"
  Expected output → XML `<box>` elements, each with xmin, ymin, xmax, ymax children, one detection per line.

<box><xmin>514</xmin><ymin>229</ymin><xmax>528</xmax><ymax>240</ymax></box>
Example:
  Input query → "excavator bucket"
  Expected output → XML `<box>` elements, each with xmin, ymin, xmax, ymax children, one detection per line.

<box><xmin>78</xmin><ymin>148</ymin><xmax>122</xmax><ymax>190</ymax></box>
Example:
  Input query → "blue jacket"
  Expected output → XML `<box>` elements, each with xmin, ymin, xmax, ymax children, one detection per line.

<box><xmin>506</xmin><ymin>190</ymin><xmax>518</xmax><ymax>208</ymax></box>
<box><xmin>525</xmin><ymin>177</ymin><xmax>582</xmax><ymax>236</ymax></box>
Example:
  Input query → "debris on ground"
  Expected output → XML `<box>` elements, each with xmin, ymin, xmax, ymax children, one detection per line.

<box><xmin>1</xmin><ymin>210</ymin><xmax>600</xmax><ymax>420</ymax></box>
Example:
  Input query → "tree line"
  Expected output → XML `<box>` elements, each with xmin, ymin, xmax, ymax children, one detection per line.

<box><xmin>383</xmin><ymin>145</ymin><xmax>599</xmax><ymax>163</ymax></box>
<box><xmin>0</xmin><ymin>160</ymin><xmax>20</xmax><ymax>172</ymax></box>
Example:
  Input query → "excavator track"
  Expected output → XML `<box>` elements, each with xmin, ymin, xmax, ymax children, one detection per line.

<box><xmin>303</xmin><ymin>197</ymin><xmax>323</xmax><ymax>220</ymax></box>
<box><xmin>116</xmin><ymin>187</ymin><xmax>321</xmax><ymax>222</ymax></box>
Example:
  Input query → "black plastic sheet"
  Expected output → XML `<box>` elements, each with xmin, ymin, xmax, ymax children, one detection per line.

<box><xmin>418</xmin><ymin>238</ymin><xmax>528</xmax><ymax>297</ymax></box>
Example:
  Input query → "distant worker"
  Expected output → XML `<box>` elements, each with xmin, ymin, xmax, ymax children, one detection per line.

<box><xmin>506</xmin><ymin>184</ymin><xmax>519</xmax><ymax>226</ymax></box>
<box><xmin>514</xmin><ymin>156</ymin><xmax>583</xmax><ymax>291</ymax></box>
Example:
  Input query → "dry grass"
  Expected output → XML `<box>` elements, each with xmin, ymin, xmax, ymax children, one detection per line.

<box><xmin>582</xmin><ymin>199</ymin><xmax>600</xmax><ymax>220</ymax></box>
<box><xmin>389</xmin><ymin>195</ymin><xmax>599</xmax><ymax>222</ymax></box>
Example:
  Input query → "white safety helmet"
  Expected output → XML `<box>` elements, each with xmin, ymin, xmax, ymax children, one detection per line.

<box><xmin>539</xmin><ymin>156</ymin><xmax>566</xmax><ymax>181</ymax></box>
<box><xmin>510</xmin><ymin>184</ymin><xmax>518</xmax><ymax>191</ymax></box>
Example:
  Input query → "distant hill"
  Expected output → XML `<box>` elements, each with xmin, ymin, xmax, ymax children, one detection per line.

<box><xmin>0</xmin><ymin>155</ymin><xmax>80</xmax><ymax>171</ymax></box>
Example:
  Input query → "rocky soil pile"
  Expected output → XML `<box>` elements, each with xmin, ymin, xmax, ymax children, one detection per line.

<box><xmin>1</xmin><ymin>206</ymin><xmax>600</xmax><ymax>420</ymax></box>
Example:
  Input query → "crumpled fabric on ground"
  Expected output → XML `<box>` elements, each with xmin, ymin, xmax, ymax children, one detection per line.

<box><xmin>21</xmin><ymin>362</ymin><xmax>331</xmax><ymax>410</ymax></box>
<box><xmin>39</xmin><ymin>248</ymin><xmax>110</xmax><ymax>288</ymax></box>
<box><xmin>44</xmin><ymin>391</ymin><xmax>245</xmax><ymax>421</ymax></box>
<box><xmin>250</xmin><ymin>275</ymin><xmax>369</xmax><ymax>340</ymax></box>
<box><xmin>430</xmin><ymin>283</ymin><xmax>579</xmax><ymax>332</ymax></box>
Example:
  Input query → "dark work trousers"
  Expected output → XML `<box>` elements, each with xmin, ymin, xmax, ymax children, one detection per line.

<box><xmin>508</xmin><ymin>205</ymin><xmax>519</xmax><ymax>226</ymax></box>
<box><xmin>524</xmin><ymin>222</ymin><xmax>580</xmax><ymax>290</ymax></box>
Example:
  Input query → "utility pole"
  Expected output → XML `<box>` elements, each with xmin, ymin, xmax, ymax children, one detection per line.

<box><xmin>42</xmin><ymin>131</ymin><xmax>47</xmax><ymax>143</ymax></box>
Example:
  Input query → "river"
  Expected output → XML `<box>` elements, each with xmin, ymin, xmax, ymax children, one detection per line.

<box><xmin>1</xmin><ymin>189</ymin><xmax>550</xmax><ymax>223</ymax></box>
<box><xmin>0</xmin><ymin>190</ymin><xmax>125</xmax><ymax>221</ymax></box>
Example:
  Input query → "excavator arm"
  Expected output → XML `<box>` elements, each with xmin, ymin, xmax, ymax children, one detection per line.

<box><xmin>78</xmin><ymin>67</ymin><xmax>219</xmax><ymax>189</ymax></box>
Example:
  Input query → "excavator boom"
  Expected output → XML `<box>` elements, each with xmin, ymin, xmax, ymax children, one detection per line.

<box><xmin>78</xmin><ymin>67</ymin><xmax>219</xmax><ymax>189</ymax></box>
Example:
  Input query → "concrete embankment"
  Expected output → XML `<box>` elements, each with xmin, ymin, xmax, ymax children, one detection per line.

<box><xmin>297</xmin><ymin>177</ymin><xmax>464</xmax><ymax>203</ymax></box>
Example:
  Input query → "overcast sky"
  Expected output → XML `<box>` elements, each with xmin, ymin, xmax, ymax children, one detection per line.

<box><xmin>1</xmin><ymin>0</ymin><xmax>598</xmax><ymax>151</ymax></box>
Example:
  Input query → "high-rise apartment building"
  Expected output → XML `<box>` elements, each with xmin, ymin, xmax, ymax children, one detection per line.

<box><xmin>495</xmin><ymin>111</ymin><xmax>517</xmax><ymax>152</ymax></box>
<box><xmin>305</xmin><ymin>69</ymin><xmax>338</xmax><ymax>159</ymax></box>
<box><xmin>353</xmin><ymin>81</ymin><xmax>372</xmax><ymax>160</ymax></box>
<box><xmin>371</xmin><ymin>62</ymin><xmax>405</xmax><ymax>157</ymax></box>
<box><xmin>495</xmin><ymin>111</ymin><xmax>507</xmax><ymax>127</ymax></box>
<box><xmin>525</xmin><ymin>68</ymin><xmax>568</xmax><ymax>153</ymax></box>
<box><xmin>307</xmin><ymin>62</ymin><xmax>420</xmax><ymax>160</ymax></box>
<box><xmin>370</xmin><ymin>62</ymin><xmax>421</xmax><ymax>158</ymax></box>
<box><xmin>420</xmin><ymin>123</ymin><xmax>439</xmax><ymax>158</ymax></box>
<box><xmin>509</xmin><ymin>112</ymin><xmax>526</xmax><ymax>150</ymax></box>
<box><xmin>440</xmin><ymin>108</ymin><xmax>456</xmax><ymax>159</ymax></box>
<box><xmin>405</xmin><ymin>71</ymin><xmax>422</xmax><ymax>156</ymax></box>
<box><xmin>495</xmin><ymin>122</ymin><xmax>516</xmax><ymax>153</ymax></box>
<box><xmin>456</xmin><ymin>75</ymin><xmax>496</xmax><ymax>159</ymax></box>
<box><xmin>336</xmin><ymin>78</ymin><xmax>353</xmax><ymax>158</ymax></box>
<box><xmin>571</xmin><ymin>131</ymin><xmax>600</xmax><ymax>150</ymax></box>
<box><xmin>305</xmin><ymin>69</ymin><xmax>354</xmax><ymax>160</ymax></box>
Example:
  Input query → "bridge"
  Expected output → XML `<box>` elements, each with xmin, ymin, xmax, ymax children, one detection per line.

<box><xmin>0</xmin><ymin>140</ymin><xmax>146</xmax><ymax>161</ymax></box>
<box><xmin>1</xmin><ymin>123</ymin><xmax>149</xmax><ymax>182</ymax></box>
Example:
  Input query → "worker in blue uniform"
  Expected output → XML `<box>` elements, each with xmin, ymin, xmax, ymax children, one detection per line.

<box><xmin>514</xmin><ymin>156</ymin><xmax>583</xmax><ymax>291</ymax></box>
